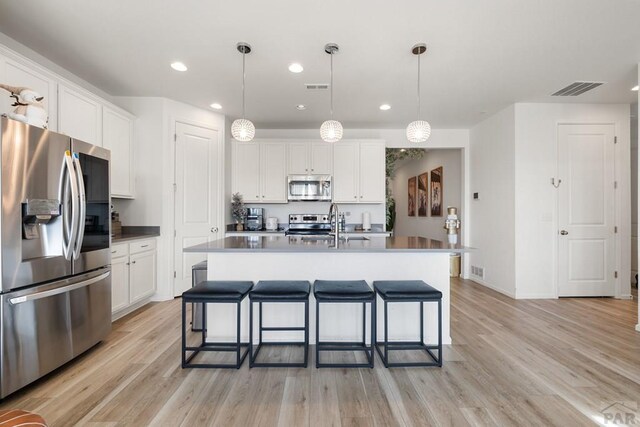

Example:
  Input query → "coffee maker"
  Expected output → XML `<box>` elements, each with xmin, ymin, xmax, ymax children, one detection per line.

<box><xmin>245</xmin><ymin>208</ymin><xmax>264</xmax><ymax>231</ymax></box>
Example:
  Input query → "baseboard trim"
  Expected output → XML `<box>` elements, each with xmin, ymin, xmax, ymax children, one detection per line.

<box><xmin>515</xmin><ymin>293</ymin><xmax>557</xmax><ymax>300</ymax></box>
<box><xmin>617</xmin><ymin>294</ymin><xmax>634</xmax><ymax>300</ymax></box>
<box><xmin>469</xmin><ymin>278</ymin><xmax>516</xmax><ymax>299</ymax></box>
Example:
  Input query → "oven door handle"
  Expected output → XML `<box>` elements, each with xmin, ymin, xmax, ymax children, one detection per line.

<box><xmin>8</xmin><ymin>271</ymin><xmax>111</xmax><ymax>305</ymax></box>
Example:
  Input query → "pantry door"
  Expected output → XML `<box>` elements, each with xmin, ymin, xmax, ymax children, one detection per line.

<box><xmin>174</xmin><ymin>122</ymin><xmax>221</xmax><ymax>296</ymax></box>
<box><xmin>557</xmin><ymin>123</ymin><xmax>616</xmax><ymax>297</ymax></box>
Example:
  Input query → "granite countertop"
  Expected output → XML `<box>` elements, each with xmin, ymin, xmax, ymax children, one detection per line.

<box><xmin>112</xmin><ymin>226</ymin><xmax>160</xmax><ymax>243</ymax></box>
<box><xmin>184</xmin><ymin>235</ymin><xmax>470</xmax><ymax>253</ymax></box>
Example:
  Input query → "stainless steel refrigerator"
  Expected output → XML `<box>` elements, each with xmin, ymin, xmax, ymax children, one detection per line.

<box><xmin>0</xmin><ymin>117</ymin><xmax>112</xmax><ymax>398</ymax></box>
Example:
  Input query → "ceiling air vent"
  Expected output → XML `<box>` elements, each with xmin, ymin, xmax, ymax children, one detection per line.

<box><xmin>552</xmin><ymin>81</ymin><xmax>604</xmax><ymax>96</ymax></box>
<box><xmin>305</xmin><ymin>83</ymin><xmax>329</xmax><ymax>90</ymax></box>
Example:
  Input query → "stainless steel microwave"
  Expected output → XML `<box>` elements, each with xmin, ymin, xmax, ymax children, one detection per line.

<box><xmin>287</xmin><ymin>175</ymin><xmax>332</xmax><ymax>201</ymax></box>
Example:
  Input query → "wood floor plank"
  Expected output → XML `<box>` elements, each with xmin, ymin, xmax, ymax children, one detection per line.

<box><xmin>0</xmin><ymin>279</ymin><xmax>636</xmax><ymax>427</ymax></box>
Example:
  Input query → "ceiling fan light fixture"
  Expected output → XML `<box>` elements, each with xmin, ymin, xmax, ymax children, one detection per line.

<box><xmin>231</xmin><ymin>42</ymin><xmax>255</xmax><ymax>142</ymax></box>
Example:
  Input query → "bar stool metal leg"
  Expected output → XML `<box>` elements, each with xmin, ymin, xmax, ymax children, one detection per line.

<box><xmin>315</xmin><ymin>297</ymin><xmax>320</xmax><ymax>368</ymax></box>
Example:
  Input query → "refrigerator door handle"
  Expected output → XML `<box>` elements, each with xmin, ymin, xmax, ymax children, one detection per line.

<box><xmin>71</xmin><ymin>153</ymin><xmax>86</xmax><ymax>260</ymax></box>
<box><xmin>8</xmin><ymin>271</ymin><xmax>111</xmax><ymax>305</ymax></box>
<box><xmin>60</xmin><ymin>151</ymin><xmax>79</xmax><ymax>261</ymax></box>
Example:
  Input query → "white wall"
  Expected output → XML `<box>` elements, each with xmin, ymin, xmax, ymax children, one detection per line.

<box><xmin>514</xmin><ymin>103</ymin><xmax>631</xmax><ymax>299</ymax></box>
<box><xmin>631</xmin><ymin>103</ymin><xmax>638</xmax><ymax>284</ymax></box>
<box><xmin>468</xmin><ymin>105</ymin><xmax>517</xmax><ymax>297</ymax></box>
<box><xmin>392</xmin><ymin>149</ymin><xmax>462</xmax><ymax>240</ymax></box>
<box><xmin>114</xmin><ymin>97</ymin><xmax>225</xmax><ymax>300</ymax></box>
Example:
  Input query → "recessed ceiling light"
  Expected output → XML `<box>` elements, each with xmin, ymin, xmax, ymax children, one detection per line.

<box><xmin>379</xmin><ymin>104</ymin><xmax>391</xmax><ymax>111</ymax></box>
<box><xmin>210</xmin><ymin>103</ymin><xmax>222</xmax><ymax>110</ymax></box>
<box><xmin>296</xmin><ymin>104</ymin><xmax>306</xmax><ymax>110</ymax></box>
<box><xmin>289</xmin><ymin>63</ymin><xmax>304</xmax><ymax>73</ymax></box>
<box><xmin>170</xmin><ymin>62</ymin><xmax>188</xmax><ymax>72</ymax></box>
<box><xmin>632</xmin><ymin>85</ymin><xmax>639</xmax><ymax>91</ymax></box>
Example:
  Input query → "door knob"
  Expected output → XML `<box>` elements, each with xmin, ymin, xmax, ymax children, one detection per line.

<box><xmin>560</xmin><ymin>230</ymin><xmax>569</xmax><ymax>235</ymax></box>
<box><xmin>211</xmin><ymin>227</ymin><xmax>218</xmax><ymax>233</ymax></box>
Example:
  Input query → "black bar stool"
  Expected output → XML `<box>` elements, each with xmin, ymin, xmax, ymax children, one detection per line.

<box><xmin>181</xmin><ymin>280</ymin><xmax>253</xmax><ymax>369</ymax></box>
<box><xmin>249</xmin><ymin>280</ymin><xmax>310</xmax><ymax>368</ymax></box>
<box><xmin>373</xmin><ymin>280</ymin><xmax>442</xmax><ymax>368</ymax></box>
<box><xmin>314</xmin><ymin>280</ymin><xmax>376</xmax><ymax>368</ymax></box>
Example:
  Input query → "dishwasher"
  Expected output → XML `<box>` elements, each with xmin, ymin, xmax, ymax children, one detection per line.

<box><xmin>191</xmin><ymin>261</ymin><xmax>207</xmax><ymax>331</ymax></box>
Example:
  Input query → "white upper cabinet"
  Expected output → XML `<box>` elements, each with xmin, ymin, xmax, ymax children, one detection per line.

<box><xmin>233</xmin><ymin>142</ymin><xmax>261</xmax><ymax>202</ymax></box>
<box><xmin>358</xmin><ymin>142</ymin><xmax>386</xmax><ymax>203</ymax></box>
<box><xmin>58</xmin><ymin>84</ymin><xmax>102</xmax><ymax>146</ymax></box>
<box><xmin>333</xmin><ymin>140</ymin><xmax>385</xmax><ymax>203</ymax></box>
<box><xmin>333</xmin><ymin>141</ymin><xmax>360</xmax><ymax>203</ymax></box>
<box><xmin>287</xmin><ymin>141</ymin><xmax>333</xmax><ymax>175</ymax></box>
<box><xmin>232</xmin><ymin>141</ymin><xmax>288</xmax><ymax>203</ymax></box>
<box><xmin>288</xmin><ymin>142</ymin><xmax>309</xmax><ymax>174</ymax></box>
<box><xmin>103</xmin><ymin>106</ymin><xmax>135</xmax><ymax>198</ymax></box>
<box><xmin>261</xmin><ymin>142</ymin><xmax>287</xmax><ymax>202</ymax></box>
<box><xmin>0</xmin><ymin>55</ymin><xmax>58</xmax><ymax>131</ymax></box>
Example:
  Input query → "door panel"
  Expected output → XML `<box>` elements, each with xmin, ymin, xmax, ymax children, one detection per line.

<box><xmin>233</xmin><ymin>143</ymin><xmax>260</xmax><ymax>201</ymax></box>
<box><xmin>102</xmin><ymin>107</ymin><xmax>134</xmax><ymax>198</ymax></box>
<box><xmin>359</xmin><ymin>142</ymin><xmax>385</xmax><ymax>203</ymax></box>
<box><xmin>288</xmin><ymin>142</ymin><xmax>309</xmax><ymax>174</ymax></box>
<box><xmin>558</xmin><ymin>124</ymin><xmax>615</xmax><ymax>296</ymax></box>
<box><xmin>174</xmin><ymin>122</ymin><xmax>220</xmax><ymax>296</ymax></box>
<box><xmin>72</xmin><ymin>139</ymin><xmax>111</xmax><ymax>275</ymax></box>
<box><xmin>110</xmin><ymin>255</ymin><xmax>129</xmax><ymax>312</ymax></box>
<box><xmin>310</xmin><ymin>142</ymin><xmax>333</xmax><ymax>175</ymax></box>
<box><xmin>333</xmin><ymin>142</ymin><xmax>359</xmax><ymax>203</ymax></box>
<box><xmin>0</xmin><ymin>268</ymin><xmax>111</xmax><ymax>398</ymax></box>
<box><xmin>1</xmin><ymin>118</ymin><xmax>72</xmax><ymax>291</ymax></box>
<box><xmin>261</xmin><ymin>142</ymin><xmax>287</xmax><ymax>202</ymax></box>
<box><xmin>58</xmin><ymin>85</ymin><xmax>102</xmax><ymax>146</ymax></box>
<box><xmin>130</xmin><ymin>250</ymin><xmax>156</xmax><ymax>303</ymax></box>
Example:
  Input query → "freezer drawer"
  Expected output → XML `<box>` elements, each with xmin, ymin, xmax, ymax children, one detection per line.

<box><xmin>0</xmin><ymin>268</ymin><xmax>111</xmax><ymax>398</ymax></box>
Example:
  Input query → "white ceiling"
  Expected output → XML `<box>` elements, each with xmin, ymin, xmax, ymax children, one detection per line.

<box><xmin>0</xmin><ymin>0</ymin><xmax>638</xmax><ymax>129</ymax></box>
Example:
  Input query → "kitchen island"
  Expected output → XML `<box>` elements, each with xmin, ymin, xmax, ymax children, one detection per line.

<box><xmin>184</xmin><ymin>236</ymin><xmax>470</xmax><ymax>346</ymax></box>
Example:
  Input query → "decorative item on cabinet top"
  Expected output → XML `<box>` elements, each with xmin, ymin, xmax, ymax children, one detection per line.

<box><xmin>0</xmin><ymin>83</ymin><xmax>48</xmax><ymax>128</ymax></box>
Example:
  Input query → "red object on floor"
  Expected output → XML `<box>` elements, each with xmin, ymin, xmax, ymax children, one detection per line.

<box><xmin>0</xmin><ymin>410</ymin><xmax>47</xmax><ymax>426</ymax></box>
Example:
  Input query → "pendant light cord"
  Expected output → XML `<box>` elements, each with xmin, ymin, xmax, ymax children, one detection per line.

<box><xmin>330</xmin><ymin>50</ymin><xmax>334</xmax><ymax>118</ymax></box>
<box><xmin>242</xmin><ymin>49</ymin><xmax>246</xmax><ymax>119</ymax></box>
<box><xmin>417</xmin><ymin>50</ymin><xmax>421</xmax><ymax>119</ymax></box>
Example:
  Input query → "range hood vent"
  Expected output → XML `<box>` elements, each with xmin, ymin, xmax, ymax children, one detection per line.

<box><xmin>305</xmin><ymin>83</ymin><xmax>329</xmax><ymax>90</ymax></box>
<box><xmin>552</xmin><ymin>81</ymin><xmax>604</xmax><ymax>96</ymax></box>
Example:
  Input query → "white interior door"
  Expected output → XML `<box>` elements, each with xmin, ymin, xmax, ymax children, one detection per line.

<box><xmin>558</xmin><ymin>124</ymin><xmax>616</xmax><ymax>297</ymax></box>
<box><xmin>174</xmin><ymin>122</ymin><xmax>220</xmax><ymax>296</ymax></box>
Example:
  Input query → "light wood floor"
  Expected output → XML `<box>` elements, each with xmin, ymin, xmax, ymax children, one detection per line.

<box><xmin>1</xmin><ymin>279</ymin><xmax>639</xmax><ymax>426</ymax></box>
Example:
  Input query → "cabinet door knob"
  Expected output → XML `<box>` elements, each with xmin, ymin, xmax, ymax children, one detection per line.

<box><xmin>360</xmin><ymin>195</ymin><xmax>363</xmax><ymax>198</ymax></box>
<box><xmin>256</xmin><ymin>195</ymin><xmax>259</xmax><ymax>198</ymax></box>
<box><xmin>132</xmin><ymin>260</ymin><xmax>137</xmax><ymax>264</ymax></box>
<box><xmin>354</xmin><ymin>195</ymin><xmax>357</xmax><ymax>199</ymax></box>
<box><xmin>311</xmin><ymin>168</ymin><xmax>314</xmax><ymax>172</ymax></box>
<box><xmin>262</xmin><ymin>195</ymin><xmax>265</xmax><ymax>198</ymax></box>
<box><xmin>126</xmin><ymin>262</ymin><xmax>130</xmax><ymax>266</ymax></box>
<box><xmin>560</xmin><ymin>230</ymin><xmax>568</xmax><ymax>235</ymax></box>
<box><xmin>211</xmin><ymin>227</ymin><xmax>218</xmax><ymax>233</ymax></box>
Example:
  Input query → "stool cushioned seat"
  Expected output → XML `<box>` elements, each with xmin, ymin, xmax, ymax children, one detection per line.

<box><xmin>314</xmin><ymin>280</ymin><xmax>374</xmax><ymax>301</ymax></box>
<box><xmin>182</xmin><ymin>281</ymin><xmax>253</xmax><ymax>301</ymax></box>
<box><xmin>250</xmin><ymin>280</ymin><xmax>311</xmax><ymax>300</ymax></box>
<box><xmin>373</xmin><ymin>280</ymin><xmax>442</xmax><ymax>299</ymax></box>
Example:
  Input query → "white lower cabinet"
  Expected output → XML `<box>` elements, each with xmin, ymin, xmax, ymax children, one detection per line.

<box><xmin>111</xmin><ymin>238</ymin><xmax>157</xmax><ymax>318</ymax></box>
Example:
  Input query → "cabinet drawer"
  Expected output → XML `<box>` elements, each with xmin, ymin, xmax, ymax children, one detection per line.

<box><xmin>129</xmin><ymin>239</ymin><xmax>157</xmax><ymax>254</ymax></box>
<box><xmin>110</xmin><ymin>243</ymin><xmax>129</xmax><ymax>258</ymax></box>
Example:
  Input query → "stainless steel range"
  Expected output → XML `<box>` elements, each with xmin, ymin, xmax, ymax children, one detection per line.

<box><xmin>285</xmin><ymin>214</ymin><xmax>331</xmax><ymax>236</ymax></box>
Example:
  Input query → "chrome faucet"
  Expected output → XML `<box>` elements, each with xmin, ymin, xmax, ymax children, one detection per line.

<box><xmin>328</xmin><ymin>202</ymin><xmax>339</xmax><ymax>248</ymax></box>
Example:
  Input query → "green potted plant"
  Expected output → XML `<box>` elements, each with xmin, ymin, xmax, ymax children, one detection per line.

<box><xmin>231</xmin><ymin>193</ymin><xmax>247</xmax><ymax>231</ymax></box>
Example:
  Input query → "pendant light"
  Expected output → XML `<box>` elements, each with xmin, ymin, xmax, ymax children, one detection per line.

<box><xmin>320</xmin><ymin>43</ymin><xmax>343</xmax><ymax>143</ymax></box>
<box><xmin>231</xmin><ymin>42</ymin><xmax>255</xmax><ymax>142</ymax></box>
<box><xmin>406</xmin><ymin>43</ymin><xmax>431</xmax><ymax>143</ymax></box>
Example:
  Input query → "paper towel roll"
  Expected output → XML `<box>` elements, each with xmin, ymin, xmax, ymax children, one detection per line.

<box><xmin>362</xmin><ymin>212</ymin><xmax>371</xmax><ymax>231</ymax></box>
